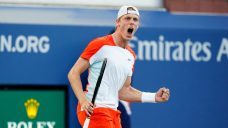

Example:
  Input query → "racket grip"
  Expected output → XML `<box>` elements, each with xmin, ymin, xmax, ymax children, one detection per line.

<box><xmin>83</xmin><ymin>118</ymin><xmax>90</xmax><ymax>128</ymax></box>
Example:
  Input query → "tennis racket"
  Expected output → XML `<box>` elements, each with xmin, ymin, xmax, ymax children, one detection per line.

<box><xmin>83</xmin><ymin>58</ymin><xmax>107</xmax><ymax>128</ymax></box>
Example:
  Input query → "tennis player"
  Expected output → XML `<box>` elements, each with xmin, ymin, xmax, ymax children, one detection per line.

<box><xmin>68</xmin><ymin>5</ymin><xmax>170</xmax><ymax>128</ymax></box>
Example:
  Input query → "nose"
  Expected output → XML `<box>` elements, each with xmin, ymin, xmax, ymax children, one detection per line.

<box><xmin>129</xmin><ymin>19</ymin><xmax>136</xmax><ymax>25</ymax></box>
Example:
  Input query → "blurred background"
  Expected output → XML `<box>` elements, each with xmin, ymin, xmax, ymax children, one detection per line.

<box><xmin>0</xmin><ymin>0</ymin><xmax>228</xmax><ymax>128</ymax></box>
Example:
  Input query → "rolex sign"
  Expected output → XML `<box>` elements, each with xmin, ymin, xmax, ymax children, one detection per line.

<box><xmin>0</xmin><ymin>86</ymin><xmax>66</xmax><ymax>128</ymax></box>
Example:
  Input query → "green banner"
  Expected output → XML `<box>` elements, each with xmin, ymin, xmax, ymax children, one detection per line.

<box><xmin>0</xmin><ymin>89</ymin><xmax>66</xmax><ymax>128</ymax></box>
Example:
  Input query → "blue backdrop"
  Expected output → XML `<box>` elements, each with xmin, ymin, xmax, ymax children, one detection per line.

<box><xmin>0</xmin><ymin>6</ymin><xmax>228</xmax><ymax>128</ymax></box>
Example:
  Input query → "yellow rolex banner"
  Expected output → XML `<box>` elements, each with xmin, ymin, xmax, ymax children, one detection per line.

<box><xmin>0</xmin><ymin>86</ymin><xmax>66</xmax><ymax>128</ymax></box>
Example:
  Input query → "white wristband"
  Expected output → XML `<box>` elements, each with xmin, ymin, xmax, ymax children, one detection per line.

<box><xmin>141</xmin><ymin>92</ymin><xmax>156</xmax><ymax>103</ymax></box>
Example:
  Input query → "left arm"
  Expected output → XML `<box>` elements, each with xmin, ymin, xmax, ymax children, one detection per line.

<box><xmin>119</xmin><ymin>76</ymin><xmax>170</xmax><ymax>103</ymax></box>
<box><xmin>119</xmin><ymin>76</ymin><xmax>142</xmax><ymax>102</ymax></box>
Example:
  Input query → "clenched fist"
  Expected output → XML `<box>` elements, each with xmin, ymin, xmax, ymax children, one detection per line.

<box><xmin>155</xmin><ymin>87</ymin><xmax>170</xmax><ymax>102</ymax></box>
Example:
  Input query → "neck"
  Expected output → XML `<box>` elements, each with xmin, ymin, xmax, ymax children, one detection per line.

<box><xmin>112</xmin><ymin>32</ymin><xmax>128</xmax><ymax>48</ymax></box>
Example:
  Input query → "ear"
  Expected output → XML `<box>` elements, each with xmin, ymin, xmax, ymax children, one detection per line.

<box><xmin>116</xmin><ymin>19</ymin><xmax>120</xmax><ymax>27</ymax></box>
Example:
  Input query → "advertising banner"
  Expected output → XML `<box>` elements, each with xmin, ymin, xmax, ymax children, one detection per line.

<box><xmin>0</xmin><ymin>86</ymin><xmax>67</xmax><ymax>128</ymax></box>
<box><xmin>0</xmin><ymin>6</ymin><xmax>228</xmax><ymax>128</ymax></box>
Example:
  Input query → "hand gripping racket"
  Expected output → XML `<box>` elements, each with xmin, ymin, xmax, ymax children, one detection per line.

<box><xmin>83</xmin><ymin>58</ymin><xmax>107</xmax><ymax>128</ymax></box>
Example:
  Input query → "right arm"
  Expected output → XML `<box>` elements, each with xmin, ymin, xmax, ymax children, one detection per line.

<box><xmin>68</xmin><ymin>57</ymin><xmax>93</xmax><ymax>116</ymax></box>
<box><xmin>69</xmin><ymin>37</ymin><xmax>105</xmax><ymax>116</ymax></box>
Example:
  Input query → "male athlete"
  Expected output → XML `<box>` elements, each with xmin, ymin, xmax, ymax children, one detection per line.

<box><xmin>68</xmin><ymin>5</ymin><xmax>170</xmax><ymax>128</ymax></box>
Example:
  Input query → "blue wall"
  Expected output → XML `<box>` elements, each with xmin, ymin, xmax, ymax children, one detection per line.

<box><xmin>0</xmin><ymin>6</ymin><xmax>228</xmax><ymax>128</ymax></box>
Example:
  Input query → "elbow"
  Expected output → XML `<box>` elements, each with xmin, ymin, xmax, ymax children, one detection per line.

<box><xmin>119</xmin><ymin>92</ymin><xmax>129</xmax><ymax>102</ymax></box>
<box><xmin>68</xmin><ymin>67</ymin><xmax>81</xmax><ymax>82</ymax></box>
<box><xmin>67</xmin><ymin>70</ymin><xmax>72</xmax><ymax>82</ymax></box>
<box><xmin>68</xmin><ymin>69</ymin><xmax>75</xmax><ymax>82</ymax></box>
<box><xmin>119</xmin><ymin>92</ymin><xmax>123</xmax><ymax>100</ymax></box>
<box><xmin>118</xmin><ymin>88</ymin><xmax>127</xmax><ymax>101</ymax></box>
<box><xmin>67</xmin><ymin>71</ymin><xmax>71</xmax><ymax>80</ymax></box>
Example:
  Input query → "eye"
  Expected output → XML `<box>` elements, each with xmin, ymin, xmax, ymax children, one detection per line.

<box><xmin>125</xmin><ymin>17</ymin><xmax>131</xmax><ymax>21</ymax></box>
<box><xmin>133</xmin><ymin>17</ymin><xmax>139</xmax><ymax>22</ymax></box>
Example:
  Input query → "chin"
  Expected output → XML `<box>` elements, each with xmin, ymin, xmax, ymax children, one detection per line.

<box><xmin>126</xmin><ymin>36</ymin><xmax>133</xmax><ymax>41</ymax></box>
<box><xmin>122</xmin><ymin>33</ymin><xmax>133</xmax><ymax>41</ymax></box>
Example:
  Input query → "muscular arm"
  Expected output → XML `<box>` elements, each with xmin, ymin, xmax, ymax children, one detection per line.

<box><xmin>68</xmin><ymin>57</ymin><xmax>89</xmax><ymax>105</ymax></box>
<box><xmin>119</xmin><ymin>76</ymin><xmax>170</xmax><ymax>103</ymax></box>
<box><xmin>68</xmin><ymin>58</ymin><xmax>95</xmax><ymax>116</ymax></box>
<box><xmin>119</xmin><ymin>76</ymin><xmax>142</xmax><ymax>102</ymax></box>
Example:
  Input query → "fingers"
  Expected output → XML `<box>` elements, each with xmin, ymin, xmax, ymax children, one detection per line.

<box><xmin>161</xmin><ymin>87</ymin><xmax>170</xmax><ymax>101</ymax></box>
<box><xmin>155</xmin><ymin>87</ymin><xmax>171</xmax><ymax>103</ymax></box>
<box><xmin>87</xmin><ymin>104</ymin><xmax>94</xmax><ymax>113</ymax></box>
<box><xmin>156</xmin><ymin>88</ymin><xmax>165</xmax><ymax>97</ymax></box>
<box><xmin>84</xmin><ymin>109</ymin><xmax>91</xmax><ymax>117</ymax></box>
<box><xmin>162</xmin><ymin>92</ymin><xmax>170</xmax><ymax>100</ymax></box>
<box><xmin>160</xmin><ymin>87</ymin><xmax>169</xmax><ymax>94</ymax></box>
<box><xmin>160</xmin><ymin>87</ymin><xmax>169</xmax><ymax>93</ymax></box>
<box><xmin>157</xmin><ymin>87</ymin><xmax>170</xmax><ymax>102</ymax></box>
<box><xmin>81</xmin><ymin>101</ymin><xmax>95</xmax><ymax>117</ymax></box>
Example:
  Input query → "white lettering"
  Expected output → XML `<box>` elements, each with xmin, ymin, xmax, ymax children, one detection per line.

<box><xmin>7</xmin><ymin>122</ymin><xmax>17</xmax><ymax>128</ymax></box>
<box><xmin>17</xmin><ymin>122</ymin><xmax>28</xmax><ymax>128</ymax></box>
<box><xmin>0</xmin><ymin>35</ymin><xmax>50</xmax><ymax>54</ymax></box>
<box><xmin>0</xmin><ymin>35</ymin><xmax>12</xmax><ymax>52</ymax></box>
<box><xmin>202</xmin><ymin>42</ymin><xmax>211</xmax><ymax>61</ymax></box>
<box><xmin>165</xmin><ymin>41</ymin><xmax>175</xmax><ymax>61</ymax></box>
<box><xmin>7</xmin><ymin>121</ymin><xmax>55</xmax><ymax>128</ymax></box>
<box><xmin>15</xmin><ymin>35</ymin><xmax>28</xmax><ymax>53</ymax></box>
<box><xmin>138</xmin><ymin>40</ymin><xmax>157</xmax><ymax>61</ymax></box>
<box><xmin>158</xmin><ymin>35</ymin><xmax>164</xmax><ymax>61</ymax></box>
<box><xmin>217</xmin><ymin>38</ymin><xmax>228</xmax><ymax>62</ymax></box>
<box><xmin>27</xmin><ymin>36</ymin><xmax>39</xmax><ymax>53</ymax></box>
<box><xmin>131</xmin><ymin>35</ymin><xmax>213</xmax><ymax>62</ymax></box>
<box><xmin>37</xmin><ymin>121</ymin><xmax>46</xmax><ymax>128</ymax></box>
<box><xmin>184</xmin><ymin>39</ymin><xmax>192</xmax><ymax>61</ymax></box>
<box><xmin>192</xmin><ymin>42</ymin><xmax>202</xmax><ymax>62</ymax></box>
<box><xmin>46</xmin><ymin>122</ymin><xmax>56</xmax><ymax>128</ymax></box>
<box><xmin>172</xmin><ymin>41</ymin><xmax>183</xmax><ymax>61</ymax></box>
<box><xmin>39</xmin><ymin>36</ymin><xmax>50</xmax><ymax>53</ymax></box>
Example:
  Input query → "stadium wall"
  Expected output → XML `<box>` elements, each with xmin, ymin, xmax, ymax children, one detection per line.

<box><xmin>0</xmin><ymin>5</ymin><xmax>228</xmax><ymax>128</ymax></box>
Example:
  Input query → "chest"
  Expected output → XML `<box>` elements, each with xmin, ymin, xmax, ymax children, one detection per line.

<box><xmin>94</xmin><ymin>46</ymin><xmax>134</xmax><ymax>73</ymax></box>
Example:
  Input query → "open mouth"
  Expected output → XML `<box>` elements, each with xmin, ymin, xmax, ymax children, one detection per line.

<box><xmin>127</xmin><ymin>28</ymin><xmax>134</xmax><ymax>34</ymax></box>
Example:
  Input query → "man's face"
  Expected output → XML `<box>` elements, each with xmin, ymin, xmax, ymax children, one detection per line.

<box><xmin>116</xmin><ymin>14</ymin><xmax>140</xmax><ymax>41</ymax></box>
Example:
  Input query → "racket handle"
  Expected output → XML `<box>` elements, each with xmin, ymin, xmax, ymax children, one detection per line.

<box><xmin>83</xmin><ymin>118</ymin><xmax>90</xmax><ymax>128</ymax></box>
